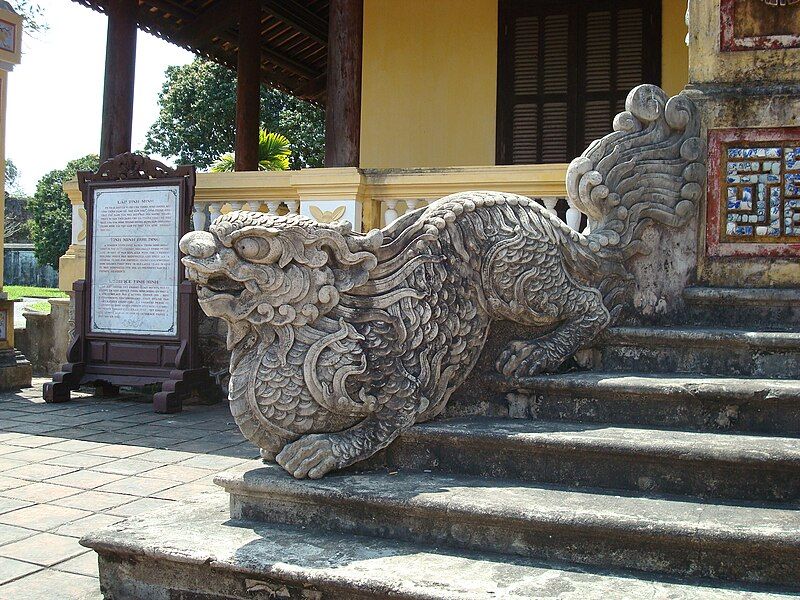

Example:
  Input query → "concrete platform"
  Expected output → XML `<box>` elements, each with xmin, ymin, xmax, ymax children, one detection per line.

<box><xmin>504</xmin><ymin>372</ymin><xmax>800</xmax><ymax>434</ymax></box>
<box><xmin>378</xmin><ymin>417</ymin><xmax>800</xmax><ymax>500</ymax></box>
<box><xmin>217</xmin><ymin>464</ymin><xmax>800</xmax><ymax>587</ymax></box>
<box><xmin>80</xmin><ymin>499</ymin><xmax>797</xmax><ymax>600</ymax></box>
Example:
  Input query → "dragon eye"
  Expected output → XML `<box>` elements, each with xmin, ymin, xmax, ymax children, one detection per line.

<box><xmin>235</xmin><ymin>237</ymin><xmax>262</xmax><ymax>259</ymax></box>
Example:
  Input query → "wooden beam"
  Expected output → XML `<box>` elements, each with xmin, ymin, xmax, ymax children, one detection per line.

<box><xmin>235</xmin><ymin>0</ymin><xmax>261</xmax><ymax>172</ymax></box>
<box><xmin>325</xmin><ymin>0</ymin><xmax>362</xmax><ymax>167</ymax></box>
<box><xmin>100</xmin><ymin>0</ymin><xmax>137</xmax><ymax>161</ymax></box>
<box><xmin>183</xmin><ymin>0</ymin><xmax>239</xmax><ymax>47</ymax></box>
<box><xmin>262</xmin><ymin>0</ymin><xmax>328</xmax><ymax>44</ymax></box>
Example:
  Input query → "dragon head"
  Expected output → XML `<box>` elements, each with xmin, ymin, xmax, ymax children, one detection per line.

<box><xmin>180</xmin><ymin>211</ymin><xmax>382</xmax><ymax>348</ymax></box>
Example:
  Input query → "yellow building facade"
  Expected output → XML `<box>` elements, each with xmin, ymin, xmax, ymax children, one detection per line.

<box><xmin>360</xmin><ymin>0</ymin><xmax>689</xmax><ymax>169</ymax></box>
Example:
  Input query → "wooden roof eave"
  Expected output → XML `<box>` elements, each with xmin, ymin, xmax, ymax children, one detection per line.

<box><xmin>70</xmin><ymin>0</ymin><xmax>328</xmax><ymax>102</ymax></box>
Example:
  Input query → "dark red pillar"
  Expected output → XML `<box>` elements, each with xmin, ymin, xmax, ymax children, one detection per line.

<box><xmin>235</xmin><ymin>0</ymin><xmax>262</xmax><ymax>172</ymax></box>
<box><xmin>99</xmin><ymin>0</ymin><xmax>137</xmax><ymax>161</ymax></box>
<box><xmin>325</xmin><ymin>0</ymin><xmax>363</xmax><ymax>167</ymax></box>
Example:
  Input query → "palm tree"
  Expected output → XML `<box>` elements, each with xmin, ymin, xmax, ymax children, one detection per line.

<box><xmin>211</xmin><ymin>130</ymin><xmax>291</xmax><ymax>172</ymax></box>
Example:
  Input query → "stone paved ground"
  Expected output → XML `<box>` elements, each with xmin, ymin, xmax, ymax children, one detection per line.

<box><xmin>0</xmin><ymin>378</ymin><xmax>253</xmax><ymax>600</ymax></box>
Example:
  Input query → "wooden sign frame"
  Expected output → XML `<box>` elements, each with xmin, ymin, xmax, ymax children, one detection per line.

<box><xmin>44</xmin><ymin>153</ymin><xmax>212</xmax><ymax>413</ymax></box>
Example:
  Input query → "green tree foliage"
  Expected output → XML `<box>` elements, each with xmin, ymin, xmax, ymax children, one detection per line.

<box><xmin>8</xmin><ymin>1</ymin><xmax>47</xmax><ymax>33</ymax></box>
<box><xmin>27</xmin><ymin>154</ymin><xmax>98</xmax><ymax>270</ymax></box>
<box><xmin>211</xmin><ymin>130</ymin><xmax>291</xmax><ymax>172</ymax></box>
<box><xmin>145</xmin><ymin>59</ymin><xmax>324</xmax><ymax>170</ymax></box>
<box><xmin>4</xmin><ymin>159</ymin><xmax>21</xmax><ymax>196</ymax></box>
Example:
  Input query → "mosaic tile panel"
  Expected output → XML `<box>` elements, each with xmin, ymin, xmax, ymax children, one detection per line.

<box><xmin>722</xmin><ymin>144</ymin><xmax>800</xmax><ymax>242</ymax></box>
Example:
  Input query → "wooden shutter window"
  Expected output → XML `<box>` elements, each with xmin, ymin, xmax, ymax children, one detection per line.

<box><xmin>497</xmin><ymin>0</ymin><xmax>661</xmax><ymax>165</ymax></box>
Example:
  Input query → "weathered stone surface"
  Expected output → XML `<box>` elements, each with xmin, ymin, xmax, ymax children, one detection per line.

<box><xmin>504</xmin><ymin>372</ymin><xmax>800</xmax><ymax>434</ymax></box>
<box><xmin>373</xmin><ymin>417</ymin><xmax>800</xmax><ymax>501</ymax></box>
<box><xmin>216</xmin><ymin>464</ymin><xmax>800</xmax><ymax>587</ymax></box>
<box><xmin>81</xmin><ymin>500</ymin><xmax>796</xmax><ymax>600</ymax></box>
<box><xmin>179</xmin><ymin>84</ymin><xmax>704</xmax><ymax>479</ymax></box>
<box><xmin>597</xmin><ymin>326</ymin><xmax>800</xmax><ymax>378</ymax></box>
<box><xmin>682</xmin><ymin>287</ymin><xmax>800</xmax><ymax>329</ymax></box>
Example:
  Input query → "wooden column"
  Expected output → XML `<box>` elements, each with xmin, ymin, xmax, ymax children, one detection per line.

<box><xmin>99</xmin><ymin>0</ymin><xmax>137</xmax><ymax>161</ymax></box>
<box><xmin>325</xmin><ymin>0</ymin><xmax>363</xmax><ymax>167</ymax></box>
<box><xmin>235</xmin><ymin>0</ymin><xmax>262</xmax><ymax>171</ymax></box>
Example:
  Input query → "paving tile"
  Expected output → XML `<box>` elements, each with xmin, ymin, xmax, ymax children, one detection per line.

<box><xmin>83</xmin><ymin>443</ymin><xmax>153</xmax><ymax>458</ymax></box>
<box><xmin>46</xmin><ymin>470</ymin><xmax>126</xmax><ymax>490</ymax></box>
<box><xmin>96</xmin><ymin>476</ymin><xmax>177</xmax><ymax>497</ymax></box>
<box><xmin>1</xmin><ymin>482</ymin><xmax>82</xmax><ymax>503</ymax></box>
<box><xmin>143</xmin><ymin>464</ymin><xmax>216</xmax><ymax>483</ymax></box>
<box><xmin>52</xmin><ymin>513</ymin><xmax>125</xmax><ymax>538</ymax></box>
<box><xmin>92</xmin><ymin>457</ymin><xmax>158</xmax><ymax>476</ymax></box>
<box><xmin>44</xmin><ymin>439</ymin><xmax>106</xmax><ymax>452</ymax></box>
<box><xmin>3</xmin><ymin>462</ymin><xmax>78</xmax><ymax>482</ymax></box>
<box><xmin>53</xmin><ymin>550</ymin><xmax>99</xmax><ymax>578</ymax></box>
<box><xmin>133</xmin><ymin>448</ymin><xmax>196</xmax><ymax>463</ymax></box>
<box><xmin>179</xmin><ymin>454</ymin><xmax>253</xmax><ymax>470</ymax></box>
<box><xmin>0</xmin><ymin>556</ymin><xmax>41</xmax><ymax>585</ymax></box>
<box><xmin>0</xmin><ymin>432</ymin><xmax>25</xmax><ymax>443</ymax></box>
<box><xmin>107</xmin><ymin>497</ymin><xmax>175</xmax><ymax>517</ymax></box>
<box><xmin>53</xmin><ymin>490</ymin><xmax>132</xmax><ymax>512</ymax></box>
<box><xmin>0</xmin><ymin>456</ymin><xmax>25</xmax><ymax>471</ymax></box>
<box><xmin>0</xmin><ymin>532</ymin><xmax>86</xmax><ymax>566</ymax></box>
<box><xmin>0</xmin><ymin>565</ymin><xmax>100</xmax><ymax>599</ymax></box>
<box><xmin>5</xmin><ymin>435</ymin><xmax>64</xmax><ymax>448</ymax></box>
<box><xmin>2</xmin><ymin>447</ymin><xmax>69</xmax><ymax>463</ymax></box>
<box><xmin>0</xmin><ymin>504</ymin><xmax>92</xmax><ymax>531</ymax></box>
<box><xmin>0</xmin><ymin>444</ymin><xmax>28</xmax><ymax>456</ymax></box>
<box><xmin>0</xmin><ymin>497</ymin><xmax>32</xmax><ymax>516</ymax></box>
<box><xmin>0</xmin><ymin>523</ymin><xmax>34</xmax><ymax>545</ymax></box>
<box><xmin>0</xmin><ymin>476</ymin><xmax>26</xmax><ymax>492</ymax></box>
<box><xmin>44</xmin><ymin>453</ymin><xmax>115</xmax><ymax>469</ymax></box>
<box><xmin>167</xmin><ymin>437</ymin><xmax>240</xmax><ymax>453</ymax></box>
<box><xmin>153</xmin><ymin>482</ymin><xmax>223</xmax><ymax>502</ymax></box>
<box><xmin>124</xmin><ymin>435</ymin><xmax>190</xmax><ymax>449</ymax></box>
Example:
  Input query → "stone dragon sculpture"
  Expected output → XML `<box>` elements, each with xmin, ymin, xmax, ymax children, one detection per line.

<box><xmin>180</xmin><ymin>85</ymin><xmax>704</xmax><ymax>479</ymax></box>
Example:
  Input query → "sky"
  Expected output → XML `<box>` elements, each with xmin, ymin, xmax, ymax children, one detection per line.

<box><xmin>6</xmin><ymin>0</ymin><xmax>195</xmax><ymax>195</ymax></box>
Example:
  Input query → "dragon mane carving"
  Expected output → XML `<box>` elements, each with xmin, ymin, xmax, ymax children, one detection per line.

<box><xmin>180</xmin><ymin>85</ymin><xmax>705</xmax><ymax>479</ymax></box>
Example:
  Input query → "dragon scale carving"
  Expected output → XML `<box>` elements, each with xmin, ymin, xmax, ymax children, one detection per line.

<box><xmin>180</xmin><ymin>85</ymin><xmax>705</xmax><ymax>479</ymax></box>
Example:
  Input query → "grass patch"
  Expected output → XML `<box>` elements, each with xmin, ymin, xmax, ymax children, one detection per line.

<box><xmin>27</xmin><ymin>300</ymin><xmax>51</xmax><ymax>314</ymax></box>
<box><xmin>5</xmin><ymin>286</ymin><xmax>67</xmax><ymax>300</ymax></box>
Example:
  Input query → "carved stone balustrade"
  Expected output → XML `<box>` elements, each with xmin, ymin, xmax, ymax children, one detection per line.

<box><xmin>59</xmin><ymin>164</ymin><xmax>572</xmax><ymax>291</ymax></box>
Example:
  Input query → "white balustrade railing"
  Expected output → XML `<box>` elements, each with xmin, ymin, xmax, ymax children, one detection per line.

<box><xmin>379</xmin><ymin>195</ymin><xmax>583</xmax><ymax>232</ymax></box>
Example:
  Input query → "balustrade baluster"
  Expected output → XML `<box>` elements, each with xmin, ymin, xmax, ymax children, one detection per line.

<box><xmin>286</xmin><ymin>200</ymin><xmax>299</xmax><ymax>214</ymax></box>
<box><xmin>566</xmin><ymin>199</ymin><xmax>583</xmax><ymax>232</ymax></box>
<box><xmin>266</xmin><ymin>201</ymin><xmax>281</xmax><ymax>214</ymax></box>
<box><xmin>384</xmin><ymin>200</ymin><xmax>399</xmax><ymax>225</ymax></box>
<box><xmin>192</xmin><ymin>204</ymin><xmax>207</xmax><ymax>232</ymax></box>
<box><xmin>208</xmin><ymin>202</ymin><xmax>222</xmax><ymax>226</ymax></box>
<box><xmin>229</xmin><ymin>201</ymin><xmax>244</xmax><ymax>211</ymax></box>
<box><xmin>542</xmin><ymin>197</ymin><xmax>558</xmax><ymax>217</ymax></box>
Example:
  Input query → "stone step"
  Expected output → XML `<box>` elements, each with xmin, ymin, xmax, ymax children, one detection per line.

<box><xmin>80</xmin><ymin>499</ymin><xmax>797</xmax><ymax>600</ymax></box>
<box><xmin>682</xmin><ymin>287</ymin><xmax>800</xmax><ymax>329</ymax></box>
<box><xmin>376</xmin><ymin>417</ymin><xmax>800</xmax><ymax>501</ymax></box>
<box><xmin>502</xmin><ymin>372</ymin><xmax>800</xmax><ymax>435</ymax></box>
<box><xmin>217</xmin><ymin>464</ymin><xmax>800</xmax><ymax>588</ymax></box>
<box><xmin>597</xmin><ymin>326</ymin><xmax>800</xmax><ymax>379</ymax></box>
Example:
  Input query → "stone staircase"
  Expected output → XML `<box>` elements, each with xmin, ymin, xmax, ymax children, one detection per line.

<box><xmin>82</xmin><ymin>287</ymin><xmax>800</xmax><ymax>599</ymax></box>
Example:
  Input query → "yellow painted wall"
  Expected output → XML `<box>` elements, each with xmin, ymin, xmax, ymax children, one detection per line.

<box><xmin>360</xmin><ymin>0</ymin><xmax>498</xmax><ymax>169</ymax></box>
<box><xmin>661</xmin><ymin>0</ymin><xmax>689</xmax><ymax>96</ymax></box>
<box><xmin>359</xmin><ymin>0</ymin><xmax>689</xmax><ymax>169</ymax></box>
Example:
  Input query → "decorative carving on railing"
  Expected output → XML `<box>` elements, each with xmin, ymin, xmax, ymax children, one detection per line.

<box><xmin>179</xmin><ymin>85</ymin><xmax>704</xmax><ymax>479</ymax></box>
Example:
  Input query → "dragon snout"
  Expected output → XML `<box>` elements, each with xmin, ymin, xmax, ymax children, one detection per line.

<box><xmin>180</xmin><ymin>230</ymin><xmax>217</xmax><ymax>259</ymax></box>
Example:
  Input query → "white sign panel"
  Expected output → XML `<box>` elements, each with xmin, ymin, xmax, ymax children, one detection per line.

<box><xmin>90</xmin><ymin>185</ymin><xmax>180</xmax><ymax>336</ymax></box>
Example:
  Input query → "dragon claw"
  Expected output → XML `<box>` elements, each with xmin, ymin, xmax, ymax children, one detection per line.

<box><xmin>496</xmin><ymin>342</ymin><xmax>551</xmax><ymax>378</ymax></box>
<box><xmin>276</xmin><ymin>434</ymin><xmax>339</xmax><ymax>479</ymax></box>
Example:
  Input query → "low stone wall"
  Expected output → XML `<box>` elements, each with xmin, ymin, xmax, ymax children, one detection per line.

<box><xmin>16</xmin><ymin>298</ymin><xmax>71</xmax><ymax>377</ymax></box>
